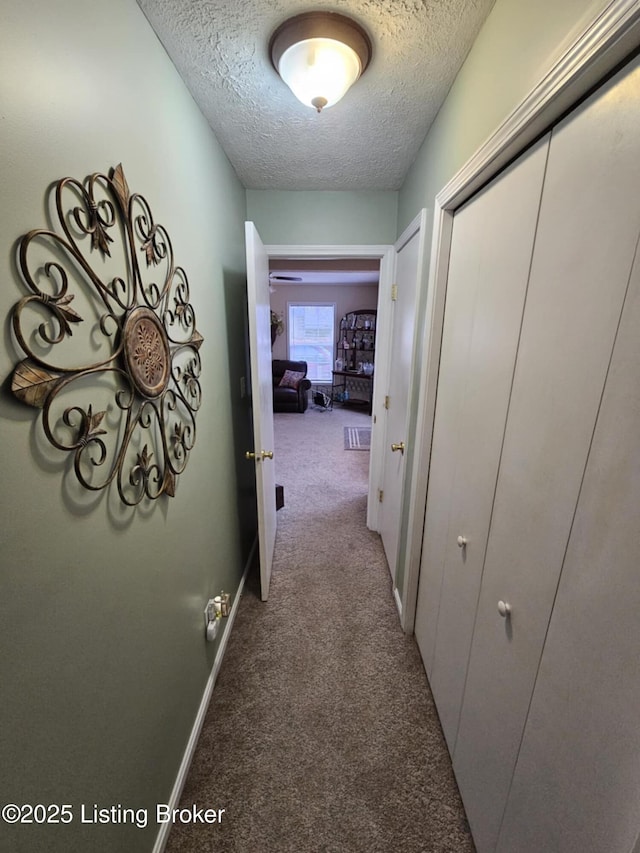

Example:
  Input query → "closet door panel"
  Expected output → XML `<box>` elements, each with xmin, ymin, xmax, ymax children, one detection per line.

<box><xmin>413</xmin><ymin>234</ymin><xmax>474</xmax><ymax>678</ymax></box>
<box><xmin>496</xmin><ymin>61</ymin><xmax>640</xmax><ymax>853</ymax></box>
<box><xmin>498</xmin><ymin>232</ymin><xmax>640</xmax><ymax>853</ymax></box>
<box><xmin>414</xmin><ymin>138</ymin><xmax>549</xmax><ymax>743</ymax></box>
<box><xmin>453</xmin><ymin>55</ymin><xmax>640</xmax><ymax>853</ymax></box>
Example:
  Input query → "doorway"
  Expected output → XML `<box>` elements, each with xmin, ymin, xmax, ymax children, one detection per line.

<box><xmin>246</xmin><ymin>229</ymin><xmax>428</xmax><ymax>604</ymax></box>
<box><xmin>268</xmin><ymin>259</ymin><xmax>380</xmax><ymax>557</ymax></box>
<box><xmin>247</xmin><ymin>224</ymin><xmax>429</xmax><ymax>607</ymax></box>
<box><xmin>265</xmin><ymin>242</ymin><xmax>396</xmax><ymax>534</ymax></box>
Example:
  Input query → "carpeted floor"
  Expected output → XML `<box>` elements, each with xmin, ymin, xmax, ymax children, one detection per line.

<box><xmin>165</xmin><ymin>404</ymin><xmax>474</xmax><ymax>853</ymax></box>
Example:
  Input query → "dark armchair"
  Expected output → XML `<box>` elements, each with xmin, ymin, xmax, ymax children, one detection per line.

<box><xmin>272</xmin><ymin>359</ymin><xmax>311</xmax><ymax>413</ymax></box>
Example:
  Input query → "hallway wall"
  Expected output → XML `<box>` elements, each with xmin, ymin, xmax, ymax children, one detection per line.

<box><xmin>0</xmin><ymin>1</ymin><xmax>253</xmax><ymax>851</ymax></box>
<box><xmin>397</xmin><ymin>0</ymin><xmax>612</xmax><ymax>233</ymax></box>
<box><xmin>246</xmin><ymin>189</ymin><xmax>398</xmax><ymax>245</ymax></box>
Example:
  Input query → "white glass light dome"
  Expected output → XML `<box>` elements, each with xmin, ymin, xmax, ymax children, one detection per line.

<box><xmin>270</xmin><ymin>13</ymin><xmax>372</xmax><ymax>113</ymax></box>
<box><xmin>277</xmin><ymin>37</ymin><xmax>362</xmax><ymax>112</ymax></box>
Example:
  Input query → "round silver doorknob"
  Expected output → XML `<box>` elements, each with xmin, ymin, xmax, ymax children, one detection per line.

<box><xmin>456</xmin><ymin>535</ymin><xmax>467</xmax><ymax>548</ymax></box>
<box><xmin>498</xmin><ymin>600</ymin><xmax>512</xmax><ymax>618</ymax></box>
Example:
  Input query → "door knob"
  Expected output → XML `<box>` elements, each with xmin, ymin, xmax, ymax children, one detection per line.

<box><xmin>457</xmin><ymin>535</ymin><xmax>467</xmax><ymax>548</ymax></box>
<box><xmin>391</xmin><ymin>442</ymin><xmax>405</xmax><ymax>454</ymax></box>
<box><xmin>498</xmin><ymin>600</ymin><xmax>512</xmax><ymax>618</ymax></box>
<box><xmin>245</xmin><ymin>451</ymin><xmax>256</xmax><ymax>460</ymax></box>
<box><xmin>261</xmin><ymin>450</ymin><xmax>274</xmax><ymax>460</ymax></box>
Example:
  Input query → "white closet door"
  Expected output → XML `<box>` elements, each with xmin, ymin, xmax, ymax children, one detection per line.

<box><xmin>414</xmin><ymin>138</ymin><xmax>549</xmax><ymax>749</ymax></box>
<box><xmin>496</xmin><ymin>64</ymin><xmax>640</xmax><ymax>853</ymax></box>
<box><xmin>453</xmin><ymin>54</ymin><xmax>640</xmax><ymax>853</ymax></box>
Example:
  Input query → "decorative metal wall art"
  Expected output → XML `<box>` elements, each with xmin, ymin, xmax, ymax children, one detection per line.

<box><xmin>9</xmin><ymin>164</ymin><xmax>204</xmax><ymax>505</ymax></box>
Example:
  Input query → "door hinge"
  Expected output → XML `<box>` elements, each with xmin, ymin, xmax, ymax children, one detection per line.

<box><xmin>391</xmin><ymin>284</ymin><xmax>398</xmax><ymax>301</ymax></box>
<box><xmin>378</xmin><ymin>489</ymin><xmax>384</xmax><ymax>503</ymax></box>
<box><xmin>384</xmin><ymin>395</ymin><xmax>390</xmax><ymax>410</ymax></box>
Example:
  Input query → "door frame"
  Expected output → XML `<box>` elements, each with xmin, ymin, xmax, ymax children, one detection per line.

<box><xmin>265</xmin><ymin>242</ymin><xmax>395</xmax><ymax>531</ymax></box>
<box><xmin>379</xmin><ymin>209</ymin><xmax>428</xmax><ymax>588</ymax></box>
<box><xmin>402</xmin><ymin>0</ymin><xmax>640</xmax><ymax>633</ymax></box>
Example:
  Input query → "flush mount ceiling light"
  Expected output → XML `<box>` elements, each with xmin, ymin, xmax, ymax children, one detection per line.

<box><xmin>269</xmin><ymin>12</ymin><xmax>372</xmax><ymax>113</ymax></box>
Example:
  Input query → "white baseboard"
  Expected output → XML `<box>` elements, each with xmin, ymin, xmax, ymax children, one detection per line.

<box><xmin>152</xmin><ymin>538</ymin><xmax>257</xmax><ymax>853</ymax></box>
<box><xmin>393</xmin><ymin>586</ymin><xmax>403</xmax><ymax>621</ymax></box>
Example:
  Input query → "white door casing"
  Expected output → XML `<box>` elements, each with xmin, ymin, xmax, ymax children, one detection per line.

<box><xmin>245</xmin><ymin>222</ymin><xmax>277</xmax><ymax>601</ymax></box>
<box><xmin>378</xmin><ymin>211</ymin><xmax>427</xmax><ymax>582</ymax></box>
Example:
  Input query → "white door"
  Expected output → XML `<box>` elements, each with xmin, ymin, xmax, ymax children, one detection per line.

<box><xmin>379</xmin><ymin>211</ymin><xmax>426</xmax><ymax>581</ymax></box>
<box><xmin>497</xmin><ymin>228</ymin><xmax>640</xmax><ymax>853</ymax></box>
<box><xmin>453</xmin><ymin>55</ymin><xmax>640</xmax><ymax>853</ymax></box>
<box><xmin>415</xmin><ymin>137</ymin><xmax>549</xmax><ymax>750</ymax></box>
<box><xmin>245</xmin><ymin>222</ymin><xmax>277</xmax><ymax>601</ymax></box>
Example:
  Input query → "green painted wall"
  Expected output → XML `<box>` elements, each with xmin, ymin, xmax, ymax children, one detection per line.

<box><xmin>394</xmin><ymin>0</ymin><xmax>613</xmax><ymax>597</ymax></box>
<box><xmin>246</xmin><ymin>189</ymin><xmax>398</xmax><ymax>245</ymax></box>
<box><xmin>0</xmin><ymin>2</ymin><xmax>254</xmax><ymax>852</ymax></box>
<box><xmin>397</xmin><ymin>0</ymin><xmax>609</xmax><ymax>233</ymax></box>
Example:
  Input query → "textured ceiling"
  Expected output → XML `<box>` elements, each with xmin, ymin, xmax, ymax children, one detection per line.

<box><xmin>137</xmin><ymin>0</ymin><xmax>496</xmax><ymax>190</ymax></box>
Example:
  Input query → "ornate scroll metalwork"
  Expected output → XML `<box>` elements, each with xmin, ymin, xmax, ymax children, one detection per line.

<box><xmin>8</xmin><ymin>164</ymin><xmax>204</xmax><ymax>505</ymax></box>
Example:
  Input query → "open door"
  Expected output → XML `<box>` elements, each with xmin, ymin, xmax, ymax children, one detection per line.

<box><xmin>245</xmin><ymin>222</ymin><xmax>277</xmax><ymax>600</ymax></box>
<box><xmin>379</xmin><ymin>210</ymin><xmax>427</xmax><ymax>581</ymax></box>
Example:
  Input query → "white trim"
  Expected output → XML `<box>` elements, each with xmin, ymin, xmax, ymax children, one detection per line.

<box><xmin>379</xmin><ymin>210</ymin><xmax>428</xmax><ymax>585</ymax></box>
<box><xmin>400</xmin><ymin>206</ymin><xmax>453</xmax><ymax>632</ymax></box>
<box><xmin>368</xmin><ymin>248</ymin><xmax>395</xmax><ymax>531</ymax></box>
<box><xmin>265</xmin><ymin>243</ymin><xmax>393</xmax><ymax>259</ymax></box>
<box><xmin>401</xmin><ymin>0</ymin><xmax>640</xmax><ymax>634</ymax></box>
<box><xmin>394</xmin><ymin>586</ymin><xmax>403</xmax><ymax>620</ymax></box>
<box><xmin>395</xmin><ymin>210</ymin><xmax>424</xmax><ymax>253</ymax></box>
<box><xmin>264</xmin><ymin>242</ymin><xmax>395</xmax><ymax>533</ymax></box>
<box><xmin>152</xmin><ymin>539</ymin><xmax>256</xmax><ymax>853</ymax></box>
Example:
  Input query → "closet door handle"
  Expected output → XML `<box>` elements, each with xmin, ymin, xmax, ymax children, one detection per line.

<box><xmin>498</xmin><ymin>600</ymin><xmax>512</xmax><ymax>618</ymax></box>
<box><xmin>457</xmin><ymin>535</ymin><xmax>467</xmax><ymax>548</ymax></box>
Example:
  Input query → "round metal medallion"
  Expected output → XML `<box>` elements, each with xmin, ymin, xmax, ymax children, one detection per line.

<box><xmin>123</xmin><ymin>307</ymin><xmax>170</xmax><ymax>398</ymax></box>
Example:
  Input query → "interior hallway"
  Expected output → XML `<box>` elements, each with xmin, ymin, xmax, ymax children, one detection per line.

<box><xmin>166</xmin><ymin>405</ymin><xmax>474</xmax><ymax>852</ymax></box>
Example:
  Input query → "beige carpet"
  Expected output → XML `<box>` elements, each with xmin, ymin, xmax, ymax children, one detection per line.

<box><xmin>166</xmin><ymin>403</ymin><xmax>474</xmax><ymax>853</ymax></box>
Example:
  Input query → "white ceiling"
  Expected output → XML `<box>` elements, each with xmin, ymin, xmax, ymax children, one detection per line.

<box><xmin>137</xmin><ymin>0</ymin><xmax>496</xmax><ymax>190</ymax></box>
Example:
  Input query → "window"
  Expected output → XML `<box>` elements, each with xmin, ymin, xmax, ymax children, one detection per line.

<box><xmin>288</xmin><ymin>303</ymin><xmax>335</xmax><ymax>383</ymax></box>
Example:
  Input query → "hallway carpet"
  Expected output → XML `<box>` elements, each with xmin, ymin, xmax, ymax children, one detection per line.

<box><xmin>166</xmin><ymin>405</ymin><xmax>474</xmax><ymax>853</ymax></box>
